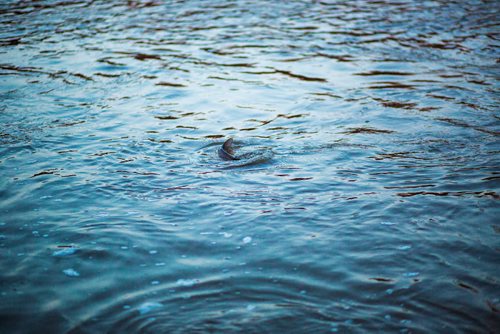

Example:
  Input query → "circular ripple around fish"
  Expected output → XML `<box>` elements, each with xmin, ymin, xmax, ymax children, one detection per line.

<box><xmin>65</xmin><ymin>268</ymin><xmax>348</xmax><ymax>334</ymax></box>
<box><xmin>193</xmin><ymin>139</ymin><xmax>274</xmax><ymax>170</ymax></box>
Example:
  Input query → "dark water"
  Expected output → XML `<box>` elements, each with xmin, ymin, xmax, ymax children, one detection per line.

<box><xmin>1</xmin><ymin>0</ymin><xmax>499</xmax><ymax>333</ymax></box>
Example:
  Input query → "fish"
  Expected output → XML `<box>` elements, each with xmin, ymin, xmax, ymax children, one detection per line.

<box><xmin>218</xmin><ymin>138</ymin><xmax>240</xmax><ymax>160</ymax></box>
<box><xmin>217</xmin><ymin>138</ymin><xmax>273</xmax><ymax>167</ymax></box>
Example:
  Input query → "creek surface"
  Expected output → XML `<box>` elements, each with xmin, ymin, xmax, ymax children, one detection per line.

<box><xmin>0</xmin><ymin>0</ymin><xmax>499</xmax><ymax>333</ymax></box>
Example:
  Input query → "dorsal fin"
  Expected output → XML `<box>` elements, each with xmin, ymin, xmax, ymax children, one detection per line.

<box><xmin>222</xmin><ymin>138</ymin><xmax>234</xmax><ymax>154</ymax></box>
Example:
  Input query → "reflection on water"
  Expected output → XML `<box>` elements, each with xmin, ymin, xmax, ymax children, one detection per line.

<box><xmin>0</xmin><ymin>0</ymin><xmax>499</xmax><ymax>332</ymax></box>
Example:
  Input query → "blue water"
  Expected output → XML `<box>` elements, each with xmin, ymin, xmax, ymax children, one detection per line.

<box><xmin>1</xmin><ymin>0</ymin><xmax>499</xmax><ymax>333</ymax></box>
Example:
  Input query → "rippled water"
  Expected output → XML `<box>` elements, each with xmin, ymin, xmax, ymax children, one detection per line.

<box><xmin>1</xmin><ymin>0</ymin><xmax>499</xmax><ymax>332</ymax></box>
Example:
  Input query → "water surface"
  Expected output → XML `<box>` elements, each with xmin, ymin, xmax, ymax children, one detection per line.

<box><xmin>0</xmin><ymin>0</ymin><xmax>499</xmax><ymax>333</ymax></box>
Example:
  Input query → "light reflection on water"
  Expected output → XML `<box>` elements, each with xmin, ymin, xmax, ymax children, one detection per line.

<box><xmin>0</xmin><ymin>0</ymin><xmax>499</xmax><ymax>332</ymax></box>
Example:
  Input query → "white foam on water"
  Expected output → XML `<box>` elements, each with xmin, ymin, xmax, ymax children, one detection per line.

<box><xmin>63</xmin><ymin>268</ymin><xmax>80</xmax><ymax>277</ymax></box>
<box><xmin>177</xmin><ymin>279</ymin><xmax>198</xmax><ymax>287</ymax></box>
<box><xmin>53</xmin><ymin>248</ymin><xmax>77</xmax><ymax>257</ymax></box>
<box><xmin>137</xmin><ymin>302</ymin><xmax>163</xmax><ymax>315</ymax></box>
